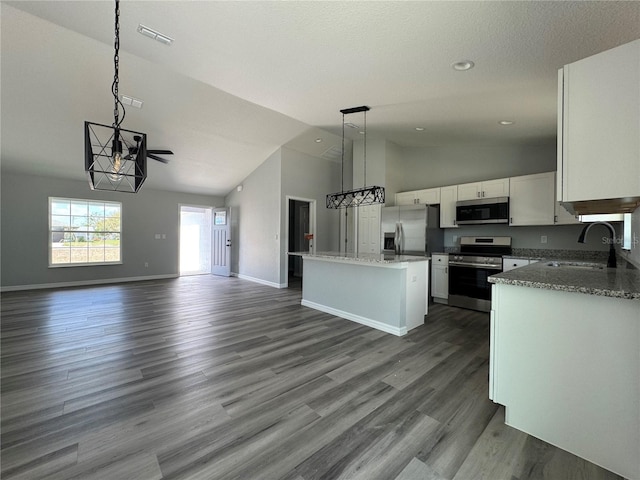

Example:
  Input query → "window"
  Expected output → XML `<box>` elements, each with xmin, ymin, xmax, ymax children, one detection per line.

<box><xmin>49</xmin><ymin>197</ymin><xmax>122</xmax><ymax>266</ymax></box>
<box><xmin>578</xmin><ymin>213</ymin><xmax>632</xmax><ymax>250</ymax></box>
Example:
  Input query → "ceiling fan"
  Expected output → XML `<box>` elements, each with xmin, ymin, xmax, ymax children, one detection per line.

<box><xmin>124</xmin><ymin>135</ymin><xmax>173</xmax><ymax>164</ymax></box>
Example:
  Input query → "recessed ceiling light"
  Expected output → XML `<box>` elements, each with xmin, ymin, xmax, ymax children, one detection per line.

<box><xmin>452</xmin><ymin>60</ymin><xmax>475</xmax><ymax>71</ymax></box>
<box><xmin>315</xmin><ymin>138</ymin><xmax>323</xmax><ymax>143</ymax></box>
<box><xmin>499</xmin><ymin>120</ymin><xmax>515</xmax><ymax>125</ymax></box>
<box><xmin>137</xmin><ymin>24</ymin><xmax>174</xmax><ymax>46</ymax></box>
<box><xmin>415</xmin><ymin>127</ymin><xmax>425</xmax><ymax>131</ymax></box>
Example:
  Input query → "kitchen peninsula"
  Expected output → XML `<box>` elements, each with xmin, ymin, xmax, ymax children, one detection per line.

<box><xmin>293</xmin><ymin>252</ymin><xmax>429</xmax><ymax>336</ymax></box>
<box><xmin>488</xmin><ymin>262</ymin><xmax>640</xmax><ymax>480</ymax></box>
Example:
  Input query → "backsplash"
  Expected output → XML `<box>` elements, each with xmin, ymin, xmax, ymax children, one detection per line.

<box><xmin>443</xmin><ymin>246</ymin><xmax>634</xmax><ymax>268</ymax></box>
<box><xmin>443</xmin><ymin>223</ymin><xmax>623</xmax><ymax>252</ymax></box>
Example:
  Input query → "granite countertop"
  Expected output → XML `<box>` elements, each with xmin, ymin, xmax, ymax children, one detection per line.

<box><xmin>489</xmin><ymin>260</ymin><xmax>640</xmax><ymax>300</ymax></box>
<box><xmin>289</xmin><ymin>251</ymin><xmax>429</xmax><ymax>265</ymax></box>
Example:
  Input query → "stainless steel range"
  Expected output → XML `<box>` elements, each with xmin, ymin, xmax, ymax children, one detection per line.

<box><xmin>448</xmin><ymin>236</ymin><xmax>512</xmax><ymax>312</ymax></box>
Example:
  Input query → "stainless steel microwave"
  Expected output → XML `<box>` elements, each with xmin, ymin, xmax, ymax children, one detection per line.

<box><xmin>456</xmin><ymin>197</ymin><xmax>509</xmax><ymax>225</ymax></box>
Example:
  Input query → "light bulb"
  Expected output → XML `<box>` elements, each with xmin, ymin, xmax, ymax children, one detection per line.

<box><xmin>109</xmin><ymin>135</ymin><xmax>123</xmax><ymax>181</ymax></box>
<box><xmin>110</xmin><ymin>152</ymin><xmax>122</xmax><ymax>181</ymax></box>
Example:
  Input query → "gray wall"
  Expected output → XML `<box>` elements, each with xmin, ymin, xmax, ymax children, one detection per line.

<box><xmin>225</xmin><ymin>146</ymin><xmax>343</xmax><ymax>287</ymax></box>
<box><xmin>1</xmin><ymin>171</ymin><xmax>222</xmax><ymax>289</ymax></box>
<box><xmin>280</xmin><ymin>147</ymin><xmax>341</xmax><ymax>284</ymax></box>
<box><xmin>399</xmin><ymin>143</ymin><xmax>557</xmax><ymax>190</ymax></box>
<box><xmin>225</xmin><ymin>149</ymin><xmax>282</xmax><ymax>286</ymax></box>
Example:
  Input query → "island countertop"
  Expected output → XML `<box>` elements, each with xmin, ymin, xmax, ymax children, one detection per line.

<box><xmin>489</xmin><ymin>260</ymin><xmax>640</xmax><ymax>300</ymax></box>
<box><xmin>289</xmin><ymin>251</ymin><xmax>429</xmax><ymax>266</ymax></box>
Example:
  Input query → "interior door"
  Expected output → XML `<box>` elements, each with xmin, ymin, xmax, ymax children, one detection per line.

<box><xmin>211</xmin><ymin>207</ymin><xmax>231</xmax><ymax>277</ymax></box>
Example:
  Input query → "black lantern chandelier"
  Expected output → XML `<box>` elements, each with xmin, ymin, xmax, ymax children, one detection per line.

<box><xmin>326</xmin><ymin>106</ymin><xmax>385</xmax><ymax>209</ymax></box>
<box><xmin>85</xmin><ymin>0</ymin><xmax>147</xmax><ymax>193</ymax></box>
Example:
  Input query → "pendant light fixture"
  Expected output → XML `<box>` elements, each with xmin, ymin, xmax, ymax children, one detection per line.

<box><xmin>326</xmin><ymin>106</ymin><xmax>385</xmax><ymax>209</ymax></box>
<box><xmin>85</xmin><ymin>0</ymin><xmax>147</xmax><ymax>193</ymax></box>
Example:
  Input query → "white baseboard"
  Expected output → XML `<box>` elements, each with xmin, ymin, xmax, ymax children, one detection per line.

<box><xmin>0</xmin><ymin>274</ymin><xmax>179</xmax><ymax>292</ymax></box>
<box><xmin>234</xmin><ymin>273</ymin><xmax>286</xmax><ymax>289</ymax></box>
<box><xmin>301</xmin><ymin>299</ymin><xmax>407</xmax><ymax>337</ymax></box>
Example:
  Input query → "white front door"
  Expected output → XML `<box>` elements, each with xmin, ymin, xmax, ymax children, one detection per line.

<box><xmin>212</xmin><ymin>208</ymin><xmax>231</xmax><ymax>277</ymax></box>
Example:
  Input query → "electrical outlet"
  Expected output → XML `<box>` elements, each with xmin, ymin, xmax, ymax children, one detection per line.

<box><xmin>541</xmin><ymin>235</ymin><xmax>548</xmax><ymax>244</ymax></box>
<box><xmin>144</xmin><ymin>262</ymin><xmax>149</xmax><ymax>268</ymax></box>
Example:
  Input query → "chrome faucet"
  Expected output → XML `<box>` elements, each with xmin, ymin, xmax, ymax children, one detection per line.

<box><xmin>577</xmin><ymin>221</ymin><xmax>617</xmax><ymax>268</ymax></box>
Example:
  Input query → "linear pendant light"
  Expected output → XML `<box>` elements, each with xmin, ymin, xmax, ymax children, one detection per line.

<box><xmin>326</xmin><ymin>106</ymin><xmax>385</xmax><ymax>209</ymax></box>
<box><xmin>85</xmin><ymin>0</ymin><xmax>147</xmax><ymax>193</ymax></box>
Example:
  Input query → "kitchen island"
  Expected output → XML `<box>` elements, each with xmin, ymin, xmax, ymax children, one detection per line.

<box><xmin>293</xmin><ymin>252</ymin><xmax>429</xmax><ymax>336</ymax></box>
<box><xmin>488</xmin><ymin>261</ymin><xmax>640</xmax><ymax>480</ymax></box>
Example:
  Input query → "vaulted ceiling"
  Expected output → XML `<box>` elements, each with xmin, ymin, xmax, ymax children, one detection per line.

<box><xmin>2</xmin><ymin>1</ymin><xmax>639</xmax><ymax>196</ymax></box>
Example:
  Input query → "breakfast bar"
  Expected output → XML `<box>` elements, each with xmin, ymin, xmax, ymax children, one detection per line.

<box><xmin>488</xmin><ymin>261</ymin><xmax>640</xmax><ymax>480</ymax></box>
<box><xmin>293</xmin><ymin>252</ymin><xmax>429</xmax><ymax>336</ymax></box>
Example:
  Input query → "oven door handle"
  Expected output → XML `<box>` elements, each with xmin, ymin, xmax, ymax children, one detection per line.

<box><xmin>449</xmin><ymin>261</ymin><xmax>502</xmax><ymax>270</ymax></box>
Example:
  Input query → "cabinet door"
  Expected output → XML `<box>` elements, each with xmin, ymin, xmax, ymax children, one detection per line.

<box><xmin>431</xmin><ymin>255</ymin><xmax>449</xmax><ymax>299</ymax></box>
<box><xmin>415</xmin><ymin>188</ymin><xmax>440</xmax><ymax>205</ymax></box>
<box><xmin>509</xmin><ymin>172</ymin><xmax>555</xmax><ymax>226</ymax></box>
<box><xmin>439</xmin><ymin>186</ymin><xmax>458</xmax><ymax>228</ymax></box>
<box><xmin>502</xmin><ymin>258</ymin><xmax>530</xmax><ymax>272</ymax></box>
<box><xmin>395</xmin><ymin>191</ymin><xmax>416</xmax><ymax>206</ymax></box>
<box><xmin>560</xmin><ymin>39</ymin><xmax>640</xmax><ymax>202</ymax></box>
<box><xmin>357</xmin><ymin>205</ymin><xmax>381</xmax><ymax>253</ymax></box>
<box><xmin>482</xmin><ymin>178</ymin><xmax>510</xmax><ymax>198</ymax></box>
<box><xmin>457</xmin><ymin>182</ymin><xmax>482</xmax><ymax>201</ymax></box>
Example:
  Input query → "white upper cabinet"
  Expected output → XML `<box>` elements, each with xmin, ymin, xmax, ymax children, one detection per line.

<box><xmin>482</xmin><ymin>178</ymin><xmax>510</xmax><ymax>198</ymax></box>
<box><xmin>414</xmin><ymin>188</ymin><xmax>440</xmax><ymax>205</ymax></box>
<box><xmin>456</xmin><ymin>182</ymin><xmax>482</xmax><ymax>201</ymax></box>
<box><xmin>395</xmin><ymin>188</ymin><xmax>440</xmax><ymax>206</ymax></box>
<box><xmin>509</xmin><ymin>172</ymin><xmax>555</xmax><ymax>226</ymax></box>
<box><xmin>395</xmin><ymin>191</ymin><xmax>418</xmax><ymax>206</ymax></box>
<box><xmin>439</xmin><ymin>185</ymin><xmax>458</xmax><ymax>228</ymax></box>
<box><xmin>457</xmin><ymin>178</ymin><xmax>510</xmax><ymax>201</ymax></box>
<box><xmin>558</xmin><ymin>39</ymin><xmax>640</xmax><ymax>205</ymax></box>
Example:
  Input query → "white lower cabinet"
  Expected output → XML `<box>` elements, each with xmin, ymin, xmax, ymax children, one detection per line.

<box><xmin>431</xmin><ymin>254</ymin><xmax>448</xmax><ymax>302</ymax></box>
<box><xmin>490</xmin><ymin>283</ymin><xmax>639</xmax><ymax>480</ymax></box>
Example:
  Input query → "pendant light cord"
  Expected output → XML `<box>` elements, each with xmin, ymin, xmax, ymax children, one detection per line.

<box><xmin>112</xmin><ymin>0</ymin><xmax>125</xmax><ymax>130</ymax></box>
<box><xmin>341</xmin><ymin>112</ymin><xmax>345</xmax><ymax>193</ymax></box>
<box><xmin>363</xmin><ymin>110</ymin><xmax>367</xmax><ymax>187</ymax></box>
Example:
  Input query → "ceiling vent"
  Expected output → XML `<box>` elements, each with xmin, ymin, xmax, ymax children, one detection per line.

<box><xmin>137</xmin><ymin>24</ymin><xmax>174</xmax><ymax>45</ymax></box>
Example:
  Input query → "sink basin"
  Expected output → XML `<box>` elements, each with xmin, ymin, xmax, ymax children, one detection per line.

<box><xmin>546</xmin><ymin>261</ymin><xmax>605</xmax><ymax>270</ymax></box>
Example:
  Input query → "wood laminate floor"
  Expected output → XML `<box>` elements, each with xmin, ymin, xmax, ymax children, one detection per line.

<box><xmin>1</xmin><ymin>276</ymin><xmax>623</xmax><ymax>480</ymax></box>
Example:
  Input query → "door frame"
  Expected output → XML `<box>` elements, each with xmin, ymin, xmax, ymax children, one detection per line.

<box><xmin>178</xmin><ymin>203</ymin><xmax>215</xmax><ymax>276</ymax></box>
<box><xmin>284</xmin><ymin>195</ymin><xmax>316</xmax><ymax>288</ymax></box>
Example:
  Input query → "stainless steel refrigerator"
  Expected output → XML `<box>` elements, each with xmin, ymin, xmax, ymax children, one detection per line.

<box><xmin>381</xmin><ymin>204</ymin><xmax>443</xmax><ymax>256</ymax></box>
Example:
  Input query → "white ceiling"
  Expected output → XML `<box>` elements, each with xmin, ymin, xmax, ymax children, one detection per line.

<box><xmin>2</xmin><ymin>1</ymin><xmax>639</xmax><ymax>196</ymax></box>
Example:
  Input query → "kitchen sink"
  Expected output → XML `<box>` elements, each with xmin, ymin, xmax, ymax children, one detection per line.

<box><xmin>546</xmin><ymin>261</ymin><xmax>605</xmax><ymax>270</ymax></box>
